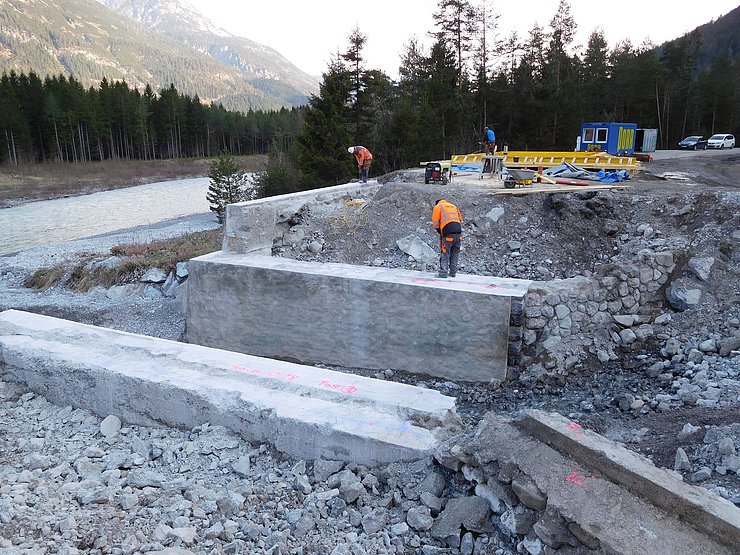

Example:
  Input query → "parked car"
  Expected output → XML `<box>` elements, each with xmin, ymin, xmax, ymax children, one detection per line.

<box><xmin>706</xmin><ymin>134</ymin><xmax>736</xmax><ymax>149</ymax></box>
<box><xmin>678</xmin><ymin>135</ymin><xmax>708</xmax><ymax>150</ymax></box>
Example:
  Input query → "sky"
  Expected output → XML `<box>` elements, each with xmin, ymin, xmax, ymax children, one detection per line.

<box><xmin>186</xmin><ymin>0</ymin><xmax>739</xmax><ymax>78</ymax></box>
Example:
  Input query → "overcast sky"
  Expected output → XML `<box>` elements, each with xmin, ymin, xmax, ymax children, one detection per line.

<box><xmin>186</xmin><ymin>0</ymin><xmax>739</xmax><ymax>78</ymax></box>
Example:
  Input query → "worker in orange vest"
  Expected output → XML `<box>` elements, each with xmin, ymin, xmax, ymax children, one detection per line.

<box><xmin>348</xmin><ymin>146</ymin><xmax>373</xmax><ymax>183</ymax></box>
<box><xmin>432</xmin><ymin>199</ymin><xmax>462</xmax><ymax>278</ymax></box>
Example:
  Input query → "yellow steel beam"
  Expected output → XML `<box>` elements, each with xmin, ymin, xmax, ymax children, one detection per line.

<box><xmin>451</xmin><ymin>151</ymin><xmax>642</xmax><ymax>171</ymax></box>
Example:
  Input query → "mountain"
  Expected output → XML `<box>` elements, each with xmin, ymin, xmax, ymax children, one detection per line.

<box><xmin>659</xmin><ymin>5</ymin><xmax>740</xmax><ymax>72</ymax></box>
<box><xmin>96</xmin><ymin>0</ymin><xmax>318</xmax><ymax>107</ymax></box>
<box><xmin>0</xmin><ymin>0</ymin><xmax>318</xmax><ymax>111</ymax></box>
<box><xmin>692</xmin><ymin>5</ymin><xmax>740</xmax><ymax>70</ymax></box>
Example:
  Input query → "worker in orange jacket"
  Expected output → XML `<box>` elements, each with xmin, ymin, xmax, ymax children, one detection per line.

<box><xmin>348</xmin><ymin>146</ymin><xmax>373</xmax><ymax>183</ymax></box>
<box><xmin>432</xmin><ymin>199</ymin><xmax>462</xmax><ymax>278</ymax></box>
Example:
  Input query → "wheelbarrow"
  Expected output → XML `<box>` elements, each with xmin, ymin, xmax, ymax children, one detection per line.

<box><xmin>503</xmin><ymin>168</ymin><xmax>536</xmax><ymax>188</ymax></box>
<box><xmin>425</xmin><ymin>161</ymin><xmax>452</xmax><ymax>185</ymax></box>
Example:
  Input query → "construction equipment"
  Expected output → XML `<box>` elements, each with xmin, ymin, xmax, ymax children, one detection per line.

<box><xmin>480</xmin><ymin>155</ymin><xmax>504</xmax><ymax>180</ymax></box>
<box><xmin>503</xmin><ymin>169</ymin><xmax>536</xmax><ymax>188</ymax></box>
<box><xmin>424</xmin><ymin>161</ymin><xmax>452</xmax><ymax>184</ymax></box>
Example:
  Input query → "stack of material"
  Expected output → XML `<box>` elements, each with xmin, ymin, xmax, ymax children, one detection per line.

<box><xmin>543</xmin><ymin>162</ymin><xmax>630</xmax><ymax>183</ymax></box>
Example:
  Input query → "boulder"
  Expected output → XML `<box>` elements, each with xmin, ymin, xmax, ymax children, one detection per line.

<box><xmin>666</xmin><ymin>280</ymin><xmax>701</xmax><ymax>311</ymax></box>
<box><xmin>396</xmin><ymin>235</ymin><xmax>437</xmax><ymax>263</ymax></box>
<box><xmin>687</xmin><ymin>256</ymin><xmax>714</xmax><ymax>282</ymax></box>
<box><xmin>140</xmin><ymin>268</ymin><xmax>168</xmax><ymax>283</ymax></box>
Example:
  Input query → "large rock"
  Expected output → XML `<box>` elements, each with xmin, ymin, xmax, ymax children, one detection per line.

<box><xmin>687</xmin><ymin>256</ymin><xmax>714</xmax><ymax>282</ymax></box>
<box><xmin>396</xmin><ymin>234</ymin><xmax>437</xmax><ymax>263</ymax></box>
<box><xmin>666</xmin><ymin>280</ymin><xmax>701</xmax><ymax>311</ymax></box>
<box><xmin>140</xmin><ymin>268</ymin><xmax>168</xmax><ymax>283</ymax></box>
<box><xmin>431</xmin><ymin>496</ymin><xmax>492</xmax><ymax>546</ymax></box>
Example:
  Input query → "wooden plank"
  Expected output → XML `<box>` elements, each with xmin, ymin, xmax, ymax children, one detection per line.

<box><xmin>490</xmin><ymin>183</ymin><xmax>630</xmax><ymax>195</ymax></box>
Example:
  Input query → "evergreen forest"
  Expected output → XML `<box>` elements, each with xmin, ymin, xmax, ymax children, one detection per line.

<box><xmin>0</xmin><ymin>72</ymin><xmax>303</xmax><ymax>166</ymax></box>
<box><xmin>2</xmin><ymin>0</ymin><xmax>738</xmax><ymax>193</ymax></box>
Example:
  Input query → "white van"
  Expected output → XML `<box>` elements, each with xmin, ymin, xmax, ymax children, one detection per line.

<box><xmin>706</xmin><ymin>134</ymin><xmax>736</xmax><ymax>149</ymax></box>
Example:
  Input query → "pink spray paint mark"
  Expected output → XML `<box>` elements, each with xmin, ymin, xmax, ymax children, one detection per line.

<box><xmin>318</xmin><ymin>379</ymin><xmax>358</xmax><ymax>395</ymax></box>
<box><xmin>567</xmin><ymin>421</ymin><xmax>584</xmax><ymax>441</ymax></box>
<box><xmin>566</xmin><ymin>467</ymin><xmax>597</xmax><ymax>487</ymax></box>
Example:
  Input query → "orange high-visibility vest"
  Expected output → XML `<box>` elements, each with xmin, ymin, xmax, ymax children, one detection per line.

<box><xmin>353</xmin><ymin>146</ymin><xmax>373</xmax><ymax>166</ymax></box>
<box><xmin>432</xmin><ymin>200</ymin><xmax>462</xmax><ymax>234</ymax></box>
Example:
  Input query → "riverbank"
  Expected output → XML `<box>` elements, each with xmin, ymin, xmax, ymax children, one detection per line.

<box><xmin>0</xmin><ymin>155</ymin><xmax>267</xmax><ymax>208</ymax></box>
<box><xmin>0</xmin><ymin>212</ymin><xmax>221</xmax><ymax>340</ymax></box>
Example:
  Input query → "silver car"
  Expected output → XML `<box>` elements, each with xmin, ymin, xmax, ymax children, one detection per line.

<box><xmin>706</xmin><ymin>134</ymin><xmax>736</xmax><ymax>149</ymax></box>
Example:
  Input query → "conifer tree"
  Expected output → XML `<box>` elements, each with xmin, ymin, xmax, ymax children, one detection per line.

<box><xmin>296</xmin><ymin>58</ymin><xmax>353</xmax><ymax>186</ymax></box>
<box><xmin>206</xmin><ymin>150</ymin><xmax>254</xmax><ymax>224</ymax></box>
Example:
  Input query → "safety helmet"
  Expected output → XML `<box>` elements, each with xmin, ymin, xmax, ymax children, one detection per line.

<box><xmin>484</xmin><ymin>126</ymin><xmax>489</xmax><ymax>131</ymax></box>
<box><xmin>347</xmin><ymin>146</ymin><xmax>355</xmax><ymax>153</ymax></box>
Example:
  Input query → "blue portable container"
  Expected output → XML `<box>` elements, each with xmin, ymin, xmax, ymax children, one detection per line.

<box><xmin>578</xmin><ymin>122</ymin><xmax>637</xmax><ymax>155</ymax></box>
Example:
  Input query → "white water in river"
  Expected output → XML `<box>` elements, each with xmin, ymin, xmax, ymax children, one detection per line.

<box><xmin>0</xmin><ymin>178</ymin><xmax>212</xmax><ymax>255</ymax></box>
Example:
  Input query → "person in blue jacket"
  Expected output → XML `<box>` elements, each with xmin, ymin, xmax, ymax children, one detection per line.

<box><xmin>483</xmin><ymin>126</ymin><xmax>496</xmax><ymax>154</ymax></box>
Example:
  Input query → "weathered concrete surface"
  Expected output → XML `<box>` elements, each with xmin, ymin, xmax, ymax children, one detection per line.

<box><xmin>223</xmin><ymin>181</ymin><xmax>382</xmax><ymax>255</ymax></box>
<box><xmin>462</xmin><ymin>413</ymin><xmax>736</xmax><ymax>555</ymax></box>
<box><xmin>0</xmin><ymin>310</ymin><xmax>460</xmax><ymax>466</ymax></box>
<box><xmin>516</xmin><ymin>409</ymin><xmax>740</xmax><ymax>551</ymax></box>
<box><xmin>184</xmin><ymin>253</ymin><xmax>531</xmax><ymax>382</ymax></box>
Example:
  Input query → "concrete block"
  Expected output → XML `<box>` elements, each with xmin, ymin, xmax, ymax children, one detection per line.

<box><xmin>0</xmin><ymin>310</ymin><xmax>459</xmax><ymax>466</ymax></box>
<box><xmin>184</xmin><ymin>253</ymin><xmax>531</xmax><ymax>382</ymax></box>
<box><xmin>223</xmin><ymin>182</ymin><xmax>382</xmax><ymax>255</ymax></box>
<box><xmin>467</xmin><ymin>413</ymin><xmax>736</xmax><ymax>555</ymax></box>
<box><xmin>516</xmin><ymin>409</ymin><xmax>740</xmax><ymax>551</ymax></box>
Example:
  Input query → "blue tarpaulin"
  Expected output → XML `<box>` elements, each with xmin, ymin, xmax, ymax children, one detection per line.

<box><xmin>595</xmin><ymin>169</ymin><xmax>630</xmax><ymax>182</ymax></box>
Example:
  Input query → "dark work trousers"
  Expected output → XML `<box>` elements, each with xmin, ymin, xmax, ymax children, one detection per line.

<box><xmin>360</xmin><ymin>164</ymin><xmax>371</xmax><ymax>182</ymax></box>
<box><xmin>439</xmin><ymin>233</ymin><xmax>461</xmax><ymax>277</ymax></box>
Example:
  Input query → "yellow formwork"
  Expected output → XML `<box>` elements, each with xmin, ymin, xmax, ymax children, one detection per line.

<box><xmin>451</xmin><ymin>151</ymin><xmax>642</xmax><ymax>171</ymax></box>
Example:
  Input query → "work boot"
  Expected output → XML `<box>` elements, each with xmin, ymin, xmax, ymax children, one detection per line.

<box><xmin>437</xmin><ymin>272</ymin><xmax>447</xmax><ymax>278</ymax></box>
<box><xmin>449</xmin><ymin>272</ymin><xmax>456</xmax><ymax>277</ymax></box>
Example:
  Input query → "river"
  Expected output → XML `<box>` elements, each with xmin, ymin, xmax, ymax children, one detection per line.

<box><xmin>0</xmin><ymin>177</ymin><xmax>213</xmax><ymax>255</ymax></box>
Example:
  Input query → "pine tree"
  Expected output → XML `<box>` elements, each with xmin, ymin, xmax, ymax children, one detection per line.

<box><xmin>432</xmin><ymin>0</ymin><xmax>477</xmax><ymax>85</ymax></box>
<box><xmin>581</xmin><ymin>30</ymin><xmax>610</xmax><ymax>119</ymax></box>
<box><xmin>296</xmin><ymin>57</ymin><xmax>353</xmax><ymax>187</ymax></box>
<box><xmin>342</xmin><ymin>26</ymin><xmax>368</xmax><ymax>140</ymax></box>
<box><xmin>206</xmin><ymin>151</ymin><xmax>254</xmax><ymax>224</ymax></box>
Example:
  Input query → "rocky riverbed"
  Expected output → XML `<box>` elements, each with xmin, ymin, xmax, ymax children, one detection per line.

<box><xmin>0</xmin><ymin>151</ymin><xmax>739</xmax><ymax>553</ymax></box>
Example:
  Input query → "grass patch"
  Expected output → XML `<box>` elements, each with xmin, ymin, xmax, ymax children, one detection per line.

<box><xmin>23</xmin><ymin>266</ymin><xmax>67</xmax><ymax>290</ymax></box>
<box><xmin>24</xmin><ymin>228</ymin><xmax>223</xmax><ymax>292</ymax></box>
<box><xmin>109</xmin><ymin>228</ymin><xmax>223</xmax><ymax>273</ymax></box>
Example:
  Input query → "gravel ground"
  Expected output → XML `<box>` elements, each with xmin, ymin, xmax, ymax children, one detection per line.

<box><xmin>1</xmin><ymin>154</ymin><xmax>739</xmax><ymax>553</ymax></box>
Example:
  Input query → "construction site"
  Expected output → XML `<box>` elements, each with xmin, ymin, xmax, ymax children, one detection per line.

<box><xmin>0</xmin><ymin>147</ymin><xmax>739</xmax><ymax>554</ymax></box>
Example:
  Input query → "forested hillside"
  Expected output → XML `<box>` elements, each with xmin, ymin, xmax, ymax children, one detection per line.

<box><xmin>0</xmin><ymin>0</ymin><xmax>313</xmax><ymax>112</ymax></box>
<box><xmin>2</xmin><ymin>0</ymin><xmax>738</xmax><ymax>188</ymax></box>
<box><xmin>96</xmin><ymin>0</ymin><xmax>318</xmax><ymax>109</ymax></box>
<box><xmin>670</xmin><ymin>5</ymin><xmax>740</xmax><ymax>72</ymax></box>
<box><xmin>0</xmin><ymin>72</ymin><xmax>302</xmax><ymax>165</ymax></box>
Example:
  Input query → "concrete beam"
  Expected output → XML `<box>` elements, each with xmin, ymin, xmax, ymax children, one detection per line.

<box><xmin>184</xmin><ymin>253</ymin><xmax>531</xmax><ymax>382</ymax></box>
<box><xmin>515</xmin><ymin>409</ymin><xmax>740</xmax><ymax>551</ymax></box>
<box><xmin>469</xmin><ymin>413</ymin><xmax>735</xmax><ymax>555</ymax></box>
<box><xmin>0</xmin><ymin>310</ymin><xmax>459</xmax><ymax>466</ymax></box>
